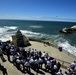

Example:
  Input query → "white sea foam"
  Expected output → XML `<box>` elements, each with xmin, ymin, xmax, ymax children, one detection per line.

<box><xmin>21</xmin><ymin>30</ymin><xmax>40</xmax><ymax>35</ymax></box>
<box><xmin>0</xmin><ymin>32</ymin><xmax>15</xmax><ymax>42</ymax></box>
<box><xmin>58</xmin><ymin>41</ymin><xmax>76</xmax><ymax>56</ymax></box>
<box><xmin>0</xmin><ymin>26</ymin><xmax>18</xmax><ymax>41</ymax></box>
<box><xmin>21</xmin><ymin>30</ymin><xmax>50</xmax><ymax>39</ymax></box>
<box><xmin>29</xmin><ymin>25</ymin><xmax>43</xmax><ymax>28</ymax></box>
<box><xmin>4</xmin><ymin>26</ymin><xmax>18</xmax><ymax>30</ymax></box>
<box><xmin>0</xmin><ymin>27</ymin><xmax>8</xmax><ymax>33</ymax></box>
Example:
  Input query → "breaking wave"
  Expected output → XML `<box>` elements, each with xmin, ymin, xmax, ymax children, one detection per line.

<box><xmin>53</xmin><ymin>36</ymin><xmax>76</xmax><ymax>56</ymax></box>
<box><xmin>21</xmin><ymin>30</ymin><xmax>50</xmax><ymax>39</ymax></box>
<box><xmin>0</xmin><ymin>26</ymin><xmax>18</xmax><ymax>41</ymax></box>
<box><xmin>4</xmin><ymin>26</ymin><xmax>18</xmax><ymax>30</ymax></box>
<box><xmin>57</xmin><ymin>41</ymin><xmax>76</xmax><ymax>56</ymax></box>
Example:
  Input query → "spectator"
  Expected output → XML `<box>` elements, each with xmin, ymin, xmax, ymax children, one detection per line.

<box><xmin>0</xmin><ymin>48</ymin><xmax>6</xmax><ymax>62</ymax></box>
<box><xmin>64</xmin><ymin>71</ymin><xmax>68</xmax><ymax>75</ymax></box>
<box><xmin>16</xmin><ymin>58</ymin><xmax>21</xmax><ymax>70</ymax></box>
<box><xmin>24</xmin><ymin>60</ymin><xmax>30</xmax><ymax>72</ymax></box>
<box><xmin>71</xmin><ymin>61</ymin><xmax>76</xmax><ymax>70</ymax></box>
<box><xmin>34</xmin><ymin>58</ymin><xmax>39</xmax><ymax>71</ymax></box>
<box><xmin>57</xmin><ymin>62</ymin><xmax>61</xmax><ymax>72</ymax></box>
<box><xmin>56</xmin><ymin>69</ymin><xmax>63</xmax><ymax>75</ymax></box>
<box><xmin>58</xmin><ymin>46</ymin><xmax>62</xmax><ymax>52</ymax></box>
<box><xmin>45</xmin><ymin>60</ymin><xmax>52</xmax><ymax>72</ymax></box>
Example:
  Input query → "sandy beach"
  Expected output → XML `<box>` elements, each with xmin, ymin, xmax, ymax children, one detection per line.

<box><xmin>0</xmin><ymin>40</ymin><xmax>76</xmax><ymax>75</ymax></box>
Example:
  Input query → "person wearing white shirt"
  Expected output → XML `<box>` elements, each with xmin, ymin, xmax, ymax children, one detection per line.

<box><xmin>54</xmin><ymin>65</ymin><xmax>57</xmax><ymax>69</ymax></box>
<box><xmin>46</xmin><ymin>60</ymin><xmax>52</xmax><ymax>72</ymax></box>
<box><xmin>29</xmin><ymin>58</ymin><xmax>34</xmax><ymax>64</ymax></box>
<box><xmin>34</xmin><ymin>49</ymin><xmax>37</xmax><ymax>54</ymax></box>
<box><xmin>51</xmin><ymin>64</ymin><xmax>58</xmax><ymax>75</ymax></box>
<box><xmin>16</xmin><ymin>58</ymin><xmax>21</xmax><ymax>70</ymax></box>
<box><xmin>67</xmin><ymin>68</ymin><xmax>73</xmax><ymax>74</ymax></box>
<box><xmin>29</xmin><ymin>58</ymin><xmax>35</xmax><ymax>68</ymax></box>
<box><xmin>41</xmin><ymin>52</ymin><xmax>47</xmax><ymax>58</ymax></box>
<box><xmin>64</xmin><ymin>71</ymin><xmax>68</xmax><ymax>75</ymax></box>
<box><xmin>67</xmin><ymin>70</ymin><xmax>72</xmax><ymax>75</ymax></box>
<box><xmin>10</xmin><ymin>47</ymin><xmax>14</xmax><ymax>55</ymax></box>
<box><xmin>39</xmin><ymin>58</ymin><xmax>43</xmax><ymax>69</ymax></box>
<box><xmin>30</xmin><ymin>49</ymin><xmax>34</xmax><ymax>54</ymax></box>
<box><xmin>24</xmin><ymin>60</ymin><xmax>30</xmax><ymax>72</ymax></box>
<box><xmin>56</xmin><ymin>69</ymin><xmax>63</xmax><ymax>75</ymax></box>
<box><xmin>12</xmin><ymin>55</ymin><xmax>17</xmax><ymax>65</ymax></box>
<box><xmin>53</xmin><ymin>64</ymin><xmax>58</xmax><ymax>73</ymax></box>
<box><xmin>34</xmin><ymin>59</ymin><xmax>39</xmax><ymax>71</ymax></box>
<box><xmin>71</xmin><ymin>61</ymin><xmax>76</xmax><ymax>70</ymax></box>
<box><xmin>21</xmin><ymin>58</ymin><xmax>26</xmax><ymax>71</ymax></box>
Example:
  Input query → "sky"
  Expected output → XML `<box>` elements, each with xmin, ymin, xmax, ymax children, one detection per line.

<box><xmin>0</xmin><ymin>0</ymin><xmax>76</xmax><ymax>21</ymax></box>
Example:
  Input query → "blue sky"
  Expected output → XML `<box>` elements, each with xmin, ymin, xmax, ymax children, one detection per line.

<box><xmin>0</xmin><ymin>0</ymin><xmax>76</xmax><ymax>21</ymax></box>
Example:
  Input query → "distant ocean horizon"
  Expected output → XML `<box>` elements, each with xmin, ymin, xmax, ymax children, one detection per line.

<box><xmin>0</xmin><ymin>19</ymin><xmax>76</xmax><ymax>56</ymax></box>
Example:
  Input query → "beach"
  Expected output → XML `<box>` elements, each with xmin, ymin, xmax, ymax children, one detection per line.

<box><xmin>0</xmin><ymin>40</ymin><xmax>76</xmax><ymax>75</ymax></box>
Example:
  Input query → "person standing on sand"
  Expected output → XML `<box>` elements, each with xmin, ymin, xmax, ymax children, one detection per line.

<box><xmin>56</xmin><ymin>69</ymin><xmax>63</xmax><ymax>75</ymax></box>
<box><xmin>34</xmin><ymin>58</ymin><xmax>39</xmax><ymax>71</ymax></box>
<box><xmin>45</xmin><ymin>60</ymin><xmax>52</xmax><ymax>72</ymax></box>
<box><xmin>24</xmin><ymin>60</ymin><xmax>30</xmax><ymax>72</ymax></box>
<box><xmin>56</xmin><ymin>62</ymin><xmax>61</xmax><ymax>72</ymax></box>
<box><xmin>6</xmin><ymin>45</ymin><xmax>10</xmax><ymax>61</ymax></box>
<box><xmin>64</xmin><ymin>71</ymin><xmax>68</xmax><ymax>75</ymax></box>
<box><xmin>58</xmin><ymin>46</ymin><xmax>62</xmax><ymax>52</ymax></box>
<box><xmin>0</xmin><ymin>64</ymin><xmax>8</xmax><ymax>75</ymax></box>
<box><xmin>71</xmin><ymin>61</ymin><xmax>76</xmax><ymax>70</ymax></box>
<box><xmin>0</xmin><ymin>48</ymin><xmax>6</xmax><ymax>62</ymax></box>
<box><xmin>16</xmin><ymin>58</ymin><xmax>21</xmax><ymax>70</ymax></box>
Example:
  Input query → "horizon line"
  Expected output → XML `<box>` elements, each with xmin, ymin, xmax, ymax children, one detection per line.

<box><xmin>0</xmin><ymin>16</ymin><xmax>76</xmax><ymax>22</ymax></box>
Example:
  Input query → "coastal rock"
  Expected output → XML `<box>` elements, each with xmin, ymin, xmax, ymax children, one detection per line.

<box><xmin>59</xmin><ymin>28</ymin><xmax>72</xmax><ymax>34</ymax></box>
<box><xmin>62</xmin><ymin>28</ymin><xmax>68</xmax><ymax>33</ymax></box>
<box><xmin>71</xmin><ymin>25</ymin><xmax>76</xmax><ymax>30</ymax></box>
<box><xmin>10</xmin><ymin>30</ymin><xmax>31</xmax><ymax>47</ymax></box>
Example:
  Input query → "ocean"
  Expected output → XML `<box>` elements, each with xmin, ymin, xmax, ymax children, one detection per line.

<box><xmin>0</xmin><ymin>19</ymin><xmax>76</xmax><ymax>56</ymax></box>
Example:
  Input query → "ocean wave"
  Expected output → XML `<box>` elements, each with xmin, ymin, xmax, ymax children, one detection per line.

<box><xmin>0</xmin><ymin>26</ymin><xmax>18</xmax><ymax>41</ymax></box>
<box><xmin>21</xmin><ymin>30</ymin><xmax>50</xmax><ymax>39</ymax></box>
<box><xmin>0</xmin><ymin>32</ymin><xmax>15</xmax><ymax>42</ymax></box>
<box><xmin>21</xmin><ymin>30</ymin><xmax>40</xmax><ymax>35</ymax></box>
<box><xmin>57</xmin><ymin>41</ymin><xmax>76</xmax><ymax>56</ymax></box>
<box><xmin>4</xmin><ymin>26</ymin><xmax>18</xmax><ymax>30</ymax></box>
<box><xmin>29</xmin><ymin>25</ymin><xmax>43</xmax><ymax>28</ymax></box>
<box><xmin>0</xmin><ymin>29</ymin><xmax>48</xmax><ymax>41</ymax></box>
<box><xmin>0</xmin><ymin>27</ymin><xmax>8</xmax><ymax>33</ymax></box>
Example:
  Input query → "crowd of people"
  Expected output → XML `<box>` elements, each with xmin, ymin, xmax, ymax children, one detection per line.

<box><xmin>0</xmin><ymin>41</ymin><xmax>76</xmax><ymax>75</ymax></box>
